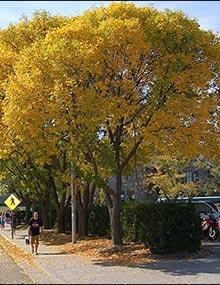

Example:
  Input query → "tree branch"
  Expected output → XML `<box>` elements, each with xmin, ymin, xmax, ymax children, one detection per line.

<box><xmin>120</xmin><ymin>137</ymin><xmax>143</xmax><ymax>171</ymax></box>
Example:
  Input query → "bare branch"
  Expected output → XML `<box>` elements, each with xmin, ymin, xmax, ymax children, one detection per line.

<box><xmin>120</xmin><ymin>137</ymin><xmax>143</xmax><ymax>171</ymax></box>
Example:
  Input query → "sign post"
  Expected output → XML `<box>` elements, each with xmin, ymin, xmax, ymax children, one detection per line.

<box><xmin>4</xmin><ymin>194</ymin><xmax>21</xmax><ymax>238</ymax></box>
<box><xmin>4</xmin><ymin>194</ymin><xmax>21</xmax><ymax>211</ymax></box>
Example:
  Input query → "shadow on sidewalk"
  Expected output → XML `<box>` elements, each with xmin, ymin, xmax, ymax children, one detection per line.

<box><xmin>93</xmin><ymin>258</ymin><xmax>220</xmax><ymax>276</ymax></box>
<box><xmin>92</xmin><ymin>242</ymin><xmax>220</xmax><ymax>277</ymax></box>
<box><xmin>16</xmin><ymin>236</ymin><xmax>26</xmax><ymax>240</ymax></box>
<box><xmin>37</xmin><ymin>252</ymin><xmax>68</xmax><ymax>256</ymax></box>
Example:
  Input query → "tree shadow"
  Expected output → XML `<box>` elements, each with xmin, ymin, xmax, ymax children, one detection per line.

<box><xmin>37</xmin><ymin>252</ymin><xmax>68</xmax><ymax>256</ymax></box>
<box><xmin>15</xmin><ymin>234</ymin><xmax>27</xmax><ymax>239</ymax></box>
<box><xmin>134</xmin><ymin>257</ymin><xmax>220</xmax><ymax>276</ymax></box>
<box><xmin>16</xmin><ymin>224</ymin><xmax>28</xmax><ymax>230</ymax></box>
<box><xmin>3</xmin><ymin>232</ymin><xmax>27</xmax><ymax>240</ymax></box>
<box><xmin>92</xmin><ymin>242</ymin><xmax>220</xmax><ymax>277</ymax></box>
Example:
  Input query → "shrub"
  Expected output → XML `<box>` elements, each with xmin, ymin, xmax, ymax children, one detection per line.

<box><xmin>121</xmin><ymin>200</ymin><xmax>202</xmax><ymax>254</ymax></box>
<box><xmin>121</xmin><ymin>200</ymin><xmax>146</xmax><ymax>242</ymax></box>
<box><xmin>88</xmin><ymin>203</ymin><xmax>110</xmax><ymax>237</ymax></box>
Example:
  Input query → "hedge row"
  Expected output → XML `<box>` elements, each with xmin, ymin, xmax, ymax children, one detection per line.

<box><xmin>121</xmin><ymin>200</ymin><xmax>202</xmax><ymax>254</ymax></box>
<box><xmin>90</xmin><ymin>200</ymin><xmax>202</xmax><ymax>254</ymax></box>
<box><xmin>88</xmin><ymin>203</ymin><xmax>110</xmax><ymax>237</ymax></box>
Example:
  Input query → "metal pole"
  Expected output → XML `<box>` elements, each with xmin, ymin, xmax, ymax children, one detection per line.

<box><xmin>71</xmin><ymin>161</ymin><xmax>77</xmax><ymax>243</ymax></box>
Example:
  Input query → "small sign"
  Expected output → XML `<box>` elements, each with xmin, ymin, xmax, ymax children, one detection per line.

<box><xmin>4</xmin><ymin>194</ymin><xmax>21</xmax><ymax>210</ymax></box>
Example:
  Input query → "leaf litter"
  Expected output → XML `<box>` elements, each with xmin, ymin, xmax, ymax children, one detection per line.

<box><xmin>0</xmin><ymin>229</ymin><xmax>211</xmax><ymax>269</ymax></box>
<box><xmin>0</xmin><ymin>235</ymin><xmax>35</xmax><ymax>266</ymax></box>
<box><xmin>40</xmin><ymin>230</ymin><xmax>211</xmax><ymax>266</ymax></box>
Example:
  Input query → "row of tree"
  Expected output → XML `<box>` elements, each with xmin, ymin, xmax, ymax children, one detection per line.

<box><xmin>0</xmin><ymin>3</ymin><xmax>219</xmax><ymax>246</ymax></box>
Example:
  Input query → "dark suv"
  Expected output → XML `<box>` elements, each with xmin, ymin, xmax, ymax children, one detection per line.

<box><xmin>192</xmin><ymin>201</ymin><xmax>220</xmax><ymax>217</ymax></box>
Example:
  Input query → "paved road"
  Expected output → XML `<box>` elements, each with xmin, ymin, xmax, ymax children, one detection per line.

<box><xmin>0</xmin><ymin>245</ymin><xmax>32</xmax><ymax>284</ymax></box>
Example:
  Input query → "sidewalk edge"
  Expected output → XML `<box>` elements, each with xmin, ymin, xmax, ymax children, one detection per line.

<box><xmin>0</xmin><ymin>232</ymin><xmax>58</xmax><ymax>284</ymax></box>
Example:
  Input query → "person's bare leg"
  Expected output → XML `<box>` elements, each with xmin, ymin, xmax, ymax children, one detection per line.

<box><xmin>31</xmin><ymin>244</ymin><xmax>34</xmax><ymax>254</ymax></box>
<box><xmin>35</xmin><ymin>243</ymin><xmax>38</xmax><ymax>255</ymax></box>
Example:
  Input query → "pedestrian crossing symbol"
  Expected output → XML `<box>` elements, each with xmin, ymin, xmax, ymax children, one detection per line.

<box><xmin>4</xmin><ymin>194</ymin><xmax>21</xmax><ymax>210</ymax></box>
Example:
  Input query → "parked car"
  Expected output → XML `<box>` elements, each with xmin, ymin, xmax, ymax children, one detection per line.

<box><xmin>192</xmin><ymin>200</ymin><xmax>220</xmax><ymax>216</ymax></box>
<box><xmin>158</xmin><ymin>197</ymin><xmax>220</xmax><ymax>217</ymax></box>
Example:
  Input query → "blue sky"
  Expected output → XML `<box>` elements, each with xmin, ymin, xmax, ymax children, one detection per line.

<box><xmin>0</xmin><ymin>1</ymin><xmax>219</xmax><ymax>33</ymax></box>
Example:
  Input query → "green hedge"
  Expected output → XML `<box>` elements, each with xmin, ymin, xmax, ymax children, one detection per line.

<box><xmin>88</xmin><ymin>203</ymin><xmax>110</xmax><ymax>237</ymax></box>
<box><xmin>121</xmin><ymin>200</ymin><xmax>143</xmax><ymax>242</ymax></box>
<box><xmin>121</xmin><ymin>200</ymin><xmax>202</xmax><ymax>254</ymax></box>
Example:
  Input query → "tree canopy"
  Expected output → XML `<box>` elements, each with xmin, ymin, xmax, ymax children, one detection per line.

<box><xmin>0</xmin><ymin>2</ymin><xmax>219</xmax><ymax>245</ymax></box>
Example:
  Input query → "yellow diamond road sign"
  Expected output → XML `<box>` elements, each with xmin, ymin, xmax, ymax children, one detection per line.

<box><xmin>4</xmin><ymin>194</ymin><xmax>21</xmax><ymax>210</ymax></box>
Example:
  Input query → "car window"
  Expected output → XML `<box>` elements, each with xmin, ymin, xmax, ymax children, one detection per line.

<box><xmin>194</xmin><ymin>203</ymin><xmax>212</xmax><ymax>214</ymax></box>
<box><xmin>206</xmin><ymin>201</ymin><xmax>219</xmax><ymax>212</ymax></box>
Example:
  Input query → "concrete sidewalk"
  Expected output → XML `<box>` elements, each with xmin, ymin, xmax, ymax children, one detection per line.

<box><xmin>1</xmin><ymin>224</ymin><xmax>220</xmax><ymax>284</ymax></box>
<box><xmin>0</xmin><ymin>244</ymin><xmax>32</xmax><ymax>284</ymax></box>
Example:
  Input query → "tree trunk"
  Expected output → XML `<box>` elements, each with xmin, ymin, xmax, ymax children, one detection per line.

<box><xmin>78</xmin><ymin>207</ymin><xmax>88</xmax><ymax>238</ymax></box>
<box><xmin>77</xmin><ymin>183</ymin><xmax>96</xmax><ymax>239</ymax></box>
<box><xmin>105</xmin><ymin>172</ymin><xmax>123</xmax><ymax>246</ymax></box>
<box><xmin>42</xmin><ymin>198</ymin><xmax>50</xmax><ymax>229</ymax></box>
<box><xmin>105</xmin><ymin>192</ymin><xmax>122</xmax><ymax>246</ymax></box>
<box><xmin>105</xmin><ymin>175</ymin><xmax>122</xmax><ymax>246</ymax></box>
<box><xmin>56</xmin><ymin>205</ymin><xmax>65</xmax><ymax>233</ymax></box>
<box><xmin>31</xmin><ymin>200</ymin><xmax>37</xmax><ymax>213</ymax></box>
<box><xmin>106</xmin><ymin>119</ymin><xmax>143</xmax><ymax>247</ymax></box>
<box><xmin>43</xmin><ymin>188</ymin><xmax>50</xmax><ymax>229</ymax></box>
<box><xmin>111</xmin><ymin>193</ymin><xmax>122</xmax><ymax>246</ymax></box>
<box><xmin>47</xmin><ymin>169</ymin><xmax>66</xmax><ymax>233</ymax></box>
<box><xmin>110</xmin><ymin>170</ymin><xmax>123</xmax><ymax>246</ymax></box>
<box><xmin>70</xmin><ymin>162</ymin><xmax>77</xmax><ymax>243</ymax></box>
<box><xmin>25</xmin><ymin>200</ymin><xmax>31</xmax><ymax>224</ymax></box>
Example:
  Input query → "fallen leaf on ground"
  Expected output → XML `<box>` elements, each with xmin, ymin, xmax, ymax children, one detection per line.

<box><xmin>0</xmin><ymin>235</ymin><xmax>35</xmax><ymax>266</ymax></box>
<box><xmin>39</xmin><ymin>230</ymin><xmax>211</xmax><ymax>266</ymax></box>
